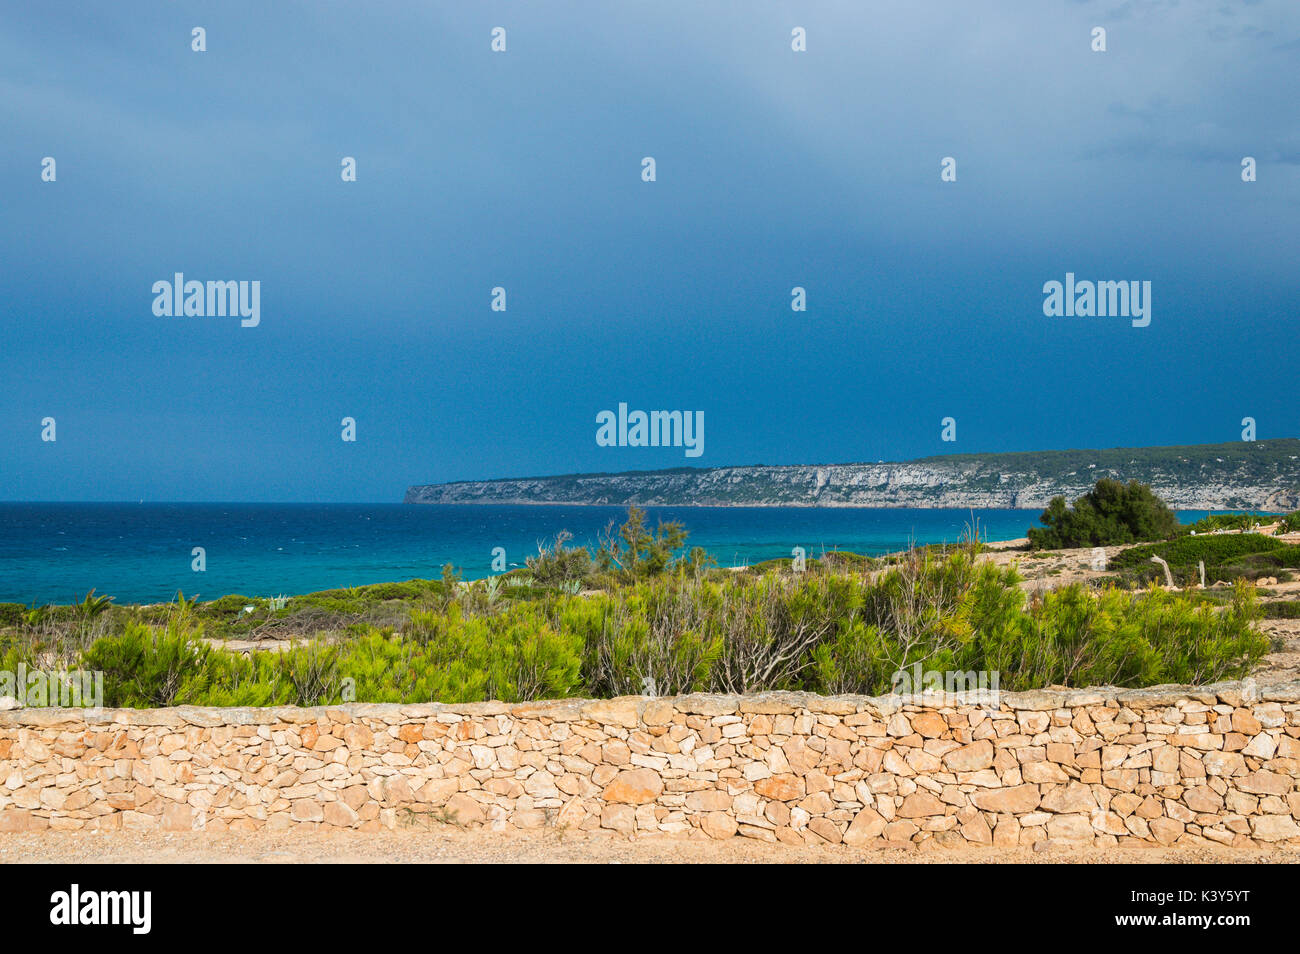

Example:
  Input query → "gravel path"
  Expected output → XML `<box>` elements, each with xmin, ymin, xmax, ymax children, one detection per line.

<box><xmin>2</xmin><ymin>830</ymin><xmax>1297</xmax><ymax>864</ymax></box>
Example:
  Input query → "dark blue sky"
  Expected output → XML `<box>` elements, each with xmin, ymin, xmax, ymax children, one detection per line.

<box><xmin>3</xmin><ymin>1</ymin><xmax>1297</xmax><ymax>502</ymax></box>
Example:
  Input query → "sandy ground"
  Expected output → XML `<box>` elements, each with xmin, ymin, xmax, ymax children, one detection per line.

<box><xmin>2</xmin><ymin>829</ymin><xmax>1297</xmax><ymax>864</ymax></box>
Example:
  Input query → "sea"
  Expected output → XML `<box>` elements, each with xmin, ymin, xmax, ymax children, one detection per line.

<box><xmin>0</xmin><ymin>503</ymin><xmax>1226</xmax><ymax>606</ymax></box>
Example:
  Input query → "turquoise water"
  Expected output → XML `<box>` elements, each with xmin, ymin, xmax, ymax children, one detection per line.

<box><xmin>0</xmin><ymin>503</ymin><xmax>1222</xmax><ymax>606</ymax></box>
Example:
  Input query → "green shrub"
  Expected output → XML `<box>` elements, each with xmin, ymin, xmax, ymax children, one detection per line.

<box><xmin>1028</xmin><ymin>479</ymin><xmax>1180</xmax><ymax>549</ymax></box>
<box><xmin>596</xmin><ymin>506</ymin><xmax>689</xmax><ymax>580</ymax></box>
<box><xmin>566</xmin><ymin>585</ymin><xmax>723</xmax><ymax>697</ymax></box>
<box><xmin>809</xmin><ymin>620</ymin><xmax>893</xmax><ymax>696</ymax></box>
<box><xmin>394</xmin><ymin>602</ymin><xmax>583</xmax><ymax>703</ymax></box>
<box><xmin>173</xmin><ymin>649</ymin><xmax>295</xmax><ymax>707</ymax></box>
<box><xmin>965</xmin><ymin>582</ymin><xmax>1264</xmax><ymax>690</ymax></box>
<box><xmin>525</xmin><ymin>531</ymin><xmax>593</xmax><ymax>586</ymax></box>
<box><xmin>81</xmin><ymin>617</ymin><xmax>211</xmax><ymax>708</ymax></box>
<box><xmin>0</xmin><ymin>640</ymin><xmax>39</xmax><ymax>673</ymax></box>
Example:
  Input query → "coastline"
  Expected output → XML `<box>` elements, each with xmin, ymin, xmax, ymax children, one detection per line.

<box><xmin>404</xmin><ymin>439</ymin><xmax>1300</xmax><ymax>512</ymax></box>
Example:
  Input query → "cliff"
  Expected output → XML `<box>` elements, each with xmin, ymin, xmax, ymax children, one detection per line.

<box><xmin>405</xmin><ymin>439</ymin><xmax>1300</xmax><ymax>511</ymax></box>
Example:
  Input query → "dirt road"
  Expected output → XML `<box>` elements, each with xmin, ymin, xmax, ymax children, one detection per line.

<box><xmin>2</xmin><ymin>829</ymin><xmax>1297</xmax><ymax>864</ymax></box>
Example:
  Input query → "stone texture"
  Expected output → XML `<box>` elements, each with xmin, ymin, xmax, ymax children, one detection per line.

<box><xmin>0</xmin><ymin>681</ymin><xmax>1296</xmax><ymax>849</ymax></box>
<box><xmin>943</xmin><ymin>740</ymin><xmax>994</xmax><ymax>772</ymax></box>
<box><xmin>601</xmin><ymin>769</ymin><xmax>664</xmax><ymax>805</ymax></box>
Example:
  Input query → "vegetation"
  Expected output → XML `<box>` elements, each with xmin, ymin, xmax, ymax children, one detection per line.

<box><xmin>1109</xmin><ymin>533</ymin><xmax>1300</xmax><ymax>587</ymax></box>
<box><xmin>1182</xmin><ymin>512</ymin><xmax>1273</xmax><ymax>534</ymax></box>
<box><xmin>1024</xmin><ymin>478</ymin><xmax>1298</xmax><ymax>588</ymax></box>
<box><xmin>1027</xmin><ymin>479</ymin><xmax>1297</xmax><ymax>556</ymax></box>
<box><xmin>82</xmin><ymin>617</ymin><xmax>215</xmax><ymax>707</ymax></box>
<box><xmin>2</xmin><ymin>558</ymin><xmax>1268</xmax><ymax>710</ymax></box>
<box><xmin>1028</xmin><ymin>479</ymin><xmax>1181</xmax><ymax>549</ymax></box>
<box><xmin>2</xmin><ymin>504</ymin><xmax>1281</xmax><ymax>708</ymax></box>
<box><xmin>594</xmin><ymin>505</ymin><xmax>688</xmax><ymax>580</ymax></box>
<box><xmin>525</xmin><ymin>530</ymin><xmax>592</xmax><ymax>586</ymax></box>
<box><xmin>1261</xmin><ymin>600</ymin><xmax>1300</xmax><ymax>620</ymax></box>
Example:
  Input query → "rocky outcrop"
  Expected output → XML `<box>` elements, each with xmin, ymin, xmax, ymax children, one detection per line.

<box><xmin>405</xmin><ymin>439</ymin><xmax>1300</xmax><ymax>510</ymax></box>
<box><xmin>3</xmin><ymin>682</ymin><xmax>1299</xmax><ymax>849</ymax></box>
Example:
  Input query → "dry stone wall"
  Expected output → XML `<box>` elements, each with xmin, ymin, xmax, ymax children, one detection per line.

<box><xmin>3</xmin><ymin>682</ymin><xmax>1300</xmax><ymax>849</ymax></box>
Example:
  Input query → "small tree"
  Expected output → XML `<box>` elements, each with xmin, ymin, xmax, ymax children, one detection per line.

<box><xmin>597</xmin><ymin>506</ymin><xmax>688</xmax><ymax>580</ymax></box>
<box><xmin>1028</xmin><ymin>478</ymin><xmax>1180</xmax><ymax>549</ymax></box>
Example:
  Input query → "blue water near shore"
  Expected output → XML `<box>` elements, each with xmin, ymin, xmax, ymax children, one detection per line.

<box><xmin>0</xmin><ymin>503</ymin><xmax>1225</xmax><ymax>606</ymax></box>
